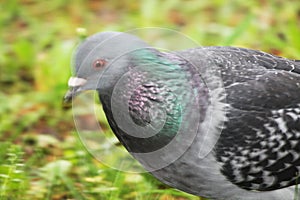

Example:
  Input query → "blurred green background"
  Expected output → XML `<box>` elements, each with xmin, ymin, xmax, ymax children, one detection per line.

<box><xmin>0</xmin><ymin>0</ymin><xmax>299</xmax><ymax>199</ymax></box>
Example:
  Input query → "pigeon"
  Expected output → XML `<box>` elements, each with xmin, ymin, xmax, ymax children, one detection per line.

<box><xmin>64</xmin><ymin>31</ymin><xmax>300</xmax><ymax>200</ymax></box>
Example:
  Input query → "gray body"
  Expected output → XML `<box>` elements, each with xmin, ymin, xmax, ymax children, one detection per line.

<box><xmin>147</xmin><ymin>47</ymin><xmax>300</xmax><ymax>200</ymax></box>
<box><xmin>65</xmin><ymin>32</ymin><xmax>300</xmax><ymax>200</ymax></box>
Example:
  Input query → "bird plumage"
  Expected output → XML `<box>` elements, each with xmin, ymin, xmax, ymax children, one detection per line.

<box><xmin>176</xmin><ymin>46</ymin><xmax>300</xmax><ymax>189</ymax></box>
<box><xmin>64</xmin><ymin>32</ymin><xmax>300</xmax><ymax>200</ymax></box>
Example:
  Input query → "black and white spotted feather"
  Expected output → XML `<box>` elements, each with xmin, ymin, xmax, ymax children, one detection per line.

<box><xmin>206</xmin><ymin>47</ymin><xmax>300</xmax><ymax>191</ymax></box>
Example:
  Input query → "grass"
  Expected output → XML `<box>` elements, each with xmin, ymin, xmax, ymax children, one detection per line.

<box><xmin>0</xmin><ymin>144</ymin><xmax>27</xmax><ymax>200</ymax></box>
<box><xmin>0</xmin><ymin>0</ymin><xmax>300</xmax><ymax>199</ymax></box>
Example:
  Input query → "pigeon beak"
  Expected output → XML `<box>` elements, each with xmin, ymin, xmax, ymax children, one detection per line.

<box><xmin>63</xmin><ymin>77</ymin><xmax>87</xmax><ymax>105</ymax></box>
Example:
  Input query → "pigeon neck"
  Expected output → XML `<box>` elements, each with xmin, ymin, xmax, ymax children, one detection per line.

<box><xmin>100</xmin><ymin>49</ymin><xmax>209</xmax><ymax>153</ymax></box>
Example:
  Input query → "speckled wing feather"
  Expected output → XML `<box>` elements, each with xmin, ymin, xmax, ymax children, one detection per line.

<box><xmin>190</xmin><ymin>47</ymin><xmax>300</xmax><ymax>191</ymax></box>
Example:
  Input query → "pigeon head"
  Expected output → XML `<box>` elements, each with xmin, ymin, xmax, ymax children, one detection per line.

<box><xmin>64</xmin><ymin>31</ymin><xmax>150</xmax><ymax>102</ymax></box>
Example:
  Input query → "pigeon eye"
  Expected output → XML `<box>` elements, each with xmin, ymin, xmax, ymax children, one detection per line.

<box><xmin>93</xmin><ymin>59</ymin><xmax>106</xmax><ymax>69</ymax></box>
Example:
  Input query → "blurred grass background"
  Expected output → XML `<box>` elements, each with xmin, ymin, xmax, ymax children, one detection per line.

<box><xmin>0</xmin><ymin>0</ymin><xmax>299</xmax><ymax>199</ymax></box>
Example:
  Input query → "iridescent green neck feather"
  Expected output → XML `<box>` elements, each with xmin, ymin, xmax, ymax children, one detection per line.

<box><xmin>100</xmin><ymin>49</ymin><xmax>202</xmax><ymax>153</ymax></box>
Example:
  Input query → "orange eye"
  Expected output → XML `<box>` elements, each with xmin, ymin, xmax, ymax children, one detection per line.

<box><xmin>93</xmin><ymin>59</ymin><xmax>106</xmax><ymax>69</ymax></box>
